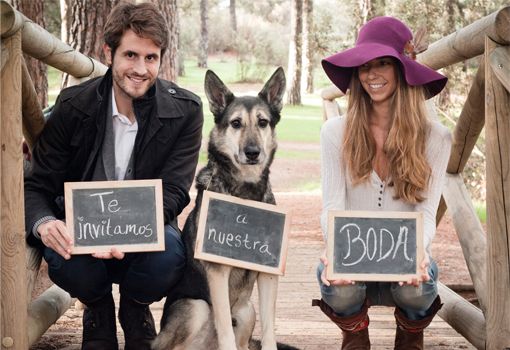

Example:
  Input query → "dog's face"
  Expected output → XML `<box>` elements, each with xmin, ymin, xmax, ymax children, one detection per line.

<box><xmin>204</xmin><ymin>68</ymin><xmax>286</xmax><ymax>182</ymax></box>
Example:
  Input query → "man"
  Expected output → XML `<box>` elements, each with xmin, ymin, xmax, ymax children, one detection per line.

<box><xmin>24</xmin><ymin>2</ymin><xmax>203</xmax><ymax>349</ymax></box>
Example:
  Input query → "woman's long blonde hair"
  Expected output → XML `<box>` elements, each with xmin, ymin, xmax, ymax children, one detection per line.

<box><xmin>343</xmin><ymin>63</ymin><xmax>431</xmax><ymax>204</ymax></box>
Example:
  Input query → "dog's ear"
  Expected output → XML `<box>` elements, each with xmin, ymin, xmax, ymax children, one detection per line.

<box><xmin>258</xmin><ymin>67</ymin><xmax>286</xmax><ymax>113</ymax></box>
<box><xmin>204</xmin><ymin>70</ymin><xmax>234</xmax><ymax>117</ymax></box>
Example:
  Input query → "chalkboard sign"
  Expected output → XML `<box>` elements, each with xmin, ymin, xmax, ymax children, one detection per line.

<box><xmin>326</xmin><ymin>211</ymin><xmax>423</xmax><ymax>282</ymax></box>
<box><xmin>65</xmin><ymin>180</ymin><xmax>165</xmax><ymax>254</ymax></box>
<box><xmin>195</xmin><ymin>191</ymin><xmax>290</xmax><ymax>275</ymax></box>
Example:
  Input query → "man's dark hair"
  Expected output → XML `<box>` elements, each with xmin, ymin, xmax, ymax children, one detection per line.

<box><xmin>104</xmin><ymin>1</ymin><xmax>169</xmax><ymax>58</ymax></box>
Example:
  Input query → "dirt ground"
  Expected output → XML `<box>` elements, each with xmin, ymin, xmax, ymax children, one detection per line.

<box><xmin>30</xmin><ymin>141</ymin><xmax>477</xmax><ymax>349</ymax></box>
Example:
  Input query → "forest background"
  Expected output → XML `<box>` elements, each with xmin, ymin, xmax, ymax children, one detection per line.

<box><xmin>7</xmin><ymin>0</ymin><xmax>509</xmax><ymax>214</ymax></box>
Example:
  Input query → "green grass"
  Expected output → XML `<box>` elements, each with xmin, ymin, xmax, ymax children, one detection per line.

<box><xmin>473</xmin><ymin>201</ymin><xmax>487</xmax><ymax>224</ymax></box>
<box><xmin>178</xmin><ymin>59</ymin><xmax>242</xmax><ymax>88</ymax></box>
<box><xmin>275</xmin><ymin>149</ymin><xmax>320</xmax><ymax>160</ymax></box>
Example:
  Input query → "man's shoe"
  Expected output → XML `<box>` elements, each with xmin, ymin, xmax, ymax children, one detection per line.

<box><xmin>119</xmin><ymin>296</ymin><xmax>157</xmax><ymax>350</ymax></box>
<box><xmin>81</xmin><ymin>294</ymin><xmax>118</xmax><ymax>350</ymax></box>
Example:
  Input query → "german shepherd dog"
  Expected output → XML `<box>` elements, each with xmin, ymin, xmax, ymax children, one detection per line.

<box><xmin>152</xmin><ymin>68</ymin><xmax>297</xmax><ymax>350</ymax></box>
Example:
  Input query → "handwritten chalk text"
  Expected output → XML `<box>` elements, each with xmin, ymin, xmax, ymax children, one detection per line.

<box><xmin>207</xmin><ymin>227</ymin><xmax>271</xmax><ymax>255</ymax></box>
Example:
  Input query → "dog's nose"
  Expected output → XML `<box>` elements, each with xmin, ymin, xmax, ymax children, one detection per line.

<box><xmin>244</xmin><ymin>145</ymin><xmax>260</xmax><ymax>161</ymax></box>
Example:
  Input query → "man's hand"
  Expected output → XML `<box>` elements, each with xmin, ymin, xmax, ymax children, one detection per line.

<box><xmin>38</xmin><ymin>220</ymin><xmax>73</xmax><ymax>260</ymax></box>
<box><xmin>92</xmin><ymin>248</ymin><xmax>125</xmax><ymax>260</ymax></box>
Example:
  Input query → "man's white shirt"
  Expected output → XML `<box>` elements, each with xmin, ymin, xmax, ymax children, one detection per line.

<box><xmin>111</xmin><ymin>88</ymin><xmax>138</xmax><ymax>180</ymax></box>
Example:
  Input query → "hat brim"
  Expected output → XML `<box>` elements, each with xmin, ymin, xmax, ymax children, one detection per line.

<box><xmin>322</xmin><ymin>43</ymin><xmax>447</xmax><ymax>99</ymax></box>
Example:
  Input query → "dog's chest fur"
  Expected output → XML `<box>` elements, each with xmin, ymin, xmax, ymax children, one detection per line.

<box><xmin>186</xmin><ymin>156</ymin><xmax>275</xmax><ymax>300</ymax></box>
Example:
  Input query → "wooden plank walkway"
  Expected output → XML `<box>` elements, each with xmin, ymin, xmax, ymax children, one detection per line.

<box><xmin>30</xmin><ymin>193</ymin><xmax>476</xmax><ymax>349</ymax></box>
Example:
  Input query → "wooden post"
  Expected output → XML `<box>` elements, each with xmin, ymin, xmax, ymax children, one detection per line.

<box><xmin>485</xmin><ymin>36</ymin><xmax>510</xmax><ymax>349</ymax></box>
<box><xmin>418</xmin><ymin>6</ymin><xmax>510</xmax><ymax>70</ymax></box>
<box><xmin>0</xmin><ymin>30</ymin><xmax>28</xmax><ymax>350</ymax></box>
<box><xmin>437</xmin><ymin>282</ymin><xmax>486</xmax><ymax>350</ymax></box>
<box><xmin>447</xmin><ymin>60</ymin><xmax>486</xmax><ymax>174</ymax></box>
<box><xmin>21</xmin><ymin>58</ymin><xmax>45</xmax><ymax>150</ymax></box>
<box><xmin>489</xmin><ymin>45</ymin><xmax>510</xmax><ymax>93</ymax></box>
<box><xmin>27</xmin><ymin>285</ymin><xmax>73</xmax><ymax>346</ymax></box>
<box><xmin>320</xmin><ymin>85</ymin><xmax>343</xmax><ymax>121</ymax></box>
<box><xmin>442</xmin><ymin>174</ymin><xmax>487</xmax><ymax>312</ymax></box>
<box><xmin>435</xmin><ymin>60</ymin><xmax>486</xmax><ymax>222</ymax></box>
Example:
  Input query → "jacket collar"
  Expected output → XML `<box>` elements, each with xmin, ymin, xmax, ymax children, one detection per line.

<box><xmin>70</xmin><ymin>68</ymin><xmax>186</xmax><ymax>120</ymax></box>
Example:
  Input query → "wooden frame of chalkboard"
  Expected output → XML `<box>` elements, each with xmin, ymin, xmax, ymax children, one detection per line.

<box><xmin>194</xmin><ymin>191</ymin><xmax>290</xmax><ymax>275</ymax></box>
<box><xmin>65</xmin><ymin>180</ymin><xmax>165</xmax><ymax>254</ymax></box>
<box><xmin>326</xmin><ymin>210</ymin><xmax>424</xmax><ymax>282</ymax></box>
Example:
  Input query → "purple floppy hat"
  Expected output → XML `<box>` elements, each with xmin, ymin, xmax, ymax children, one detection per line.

<box><xmin>322</xmin><ymin>16</ymin><xmax>447</xmax><ymax>99</ymax></box>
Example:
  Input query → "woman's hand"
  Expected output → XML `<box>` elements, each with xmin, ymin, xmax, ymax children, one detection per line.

<box><xmin>320</xmin><ymin>249</ymin><xmax>355</xmax><ymax>286</ymax></box>
<box><xmin>398</xmin><ymin>254</ymin><xmax>431</xmax><ymax>287</ymax></box>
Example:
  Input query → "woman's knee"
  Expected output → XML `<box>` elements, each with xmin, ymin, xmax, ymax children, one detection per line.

<box><xmin>391</xmin><ymin>262</ymin><xmax>439</xmax><ymax>313</ymax></box>
<box><xmin>316</xmin><ymin>263</ymin><xmax>366</xmax><ymax>316</ymax></box>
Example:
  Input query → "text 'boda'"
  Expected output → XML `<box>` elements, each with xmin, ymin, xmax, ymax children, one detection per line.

<box><xmin>338</xmin><ymin>223</ymin><xmax>413</xmax><ymax>266</ymax></box>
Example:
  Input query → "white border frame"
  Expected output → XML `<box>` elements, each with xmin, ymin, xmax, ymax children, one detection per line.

<box><xmin>65</xmin><ymin>179</ymin><xmax>165</xmax><ymax>254</ymax></box>
<box><xmin>195</xmin><ymin>191</ymin><xmax>290</xmax><ymax>275</ymax></box>
<box><xmin>326</xmin><ymin>210</ymin><xmax>424</xmax><ymax>282</ymax></box>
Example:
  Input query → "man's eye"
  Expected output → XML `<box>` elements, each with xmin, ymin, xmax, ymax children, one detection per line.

<box><xmin>258</xmin><ymin>119</ymin><xmax>269</xmax><ymax>128</ymax></box>
<box><xmin>230</xmin><ymin>119</ymin><xmax>242</xmax><ymax>129</ymax></box>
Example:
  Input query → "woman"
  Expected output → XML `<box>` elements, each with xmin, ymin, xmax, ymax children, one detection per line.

<box><xmin>313</xmin><ymin>16</ymin><xmax>451</xmax><ymax>350</ymax></box>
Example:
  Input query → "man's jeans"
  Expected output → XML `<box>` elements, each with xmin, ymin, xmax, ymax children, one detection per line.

<box><xmin>317</xmin><ymin>260</ymin><xmax>439</xmax><ymax>320</ymax></box>
<box><xmin>44</xmin><ymin>224</ymin><xmax>185</xmax><ymax>304</ymax></box>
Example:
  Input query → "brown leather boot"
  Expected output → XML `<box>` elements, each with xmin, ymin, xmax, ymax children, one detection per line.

<box><xmin>394</xmin><ymin>296</ymin><xmax>443</xmax><ymax>350</ymax></box>
<box><xmin>118</xmin><ymin>296</ymin><xmax>157</xmax><ymax>350</ymax></box>
<box><xmin>81</xmin><ymin>294</ymin><xmax>118</xmax><ymax>350</ymax></box>
<box><xmin>313</xmin><ymin>299</ymin><xmax>370</xmax><ymax>350</ymax></box>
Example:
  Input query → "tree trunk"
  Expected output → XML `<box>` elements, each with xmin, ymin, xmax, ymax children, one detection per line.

<box><xmin>68</xmin><ymin>0</ymin><xmax>114</xmax><ymax>61</ymax></box>
<box><xmin>301</xmin><ymin>0</ymin><xmax>314</xmax><ymax>94</ymax></box>
<box><xmin>287</xmin><ymin>0</ymin><xmax>303</xmax><ymax>105</ymax></box>
<box><xmin>358</xmin><ymin>0</ymin><xmax>372</xmax><ymax>25</ymax></box>
<box><xmin>60</xmin><ymin>0</ymin><xmax>70</xmax><ymax>43</ymax></box>
<box><xmin>198</xmin><ymin>0</ymin><xmax>208</xmax><ymax>68</ymax></box>
<box><xmin>63</xmin><ymin>0</ymin><xmax>114</xmax><ymax>87</ymax></box>
<box><xmin>352</xmin><ymin>0</ymin><xmax>373</xmax><ymax>39</ymax></box>
<box><xmin>155</xmin><ymin>0</ymin><xmax>178</xmax><ymax>82</ymax></box>
<box><xmin>230</xmin><ymin>0</ymin><xmax>237</xmax><ymax>32</ymax></box>
<box><xmin>11</xmin><ymin>0</ymin><xmax>48</xmax><ymax>108</ymax></box>
<box><xmin>370</xmin><ymin>0</ymin><xmax>385</xmax><ymax>17</ymax></box>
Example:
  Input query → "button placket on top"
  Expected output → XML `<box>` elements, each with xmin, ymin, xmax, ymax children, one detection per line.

<box><xmin>371</xmin><ymin>171</ymin><xmax>385</xmax><ymax>209</ymax></box>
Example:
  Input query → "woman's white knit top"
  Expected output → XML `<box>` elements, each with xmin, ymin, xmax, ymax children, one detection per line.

<box><xmin>320</xmin><ymin>116</ymin><xmax>452</xmax><ymax>257</ymax></box>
